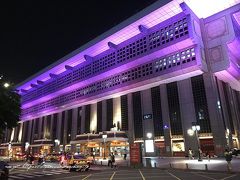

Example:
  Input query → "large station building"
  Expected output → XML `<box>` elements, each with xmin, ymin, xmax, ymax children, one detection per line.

<box><xmin>1</xmin><ymin>0</ymin><xmax>240</xmax><ymax>159</ymax></box>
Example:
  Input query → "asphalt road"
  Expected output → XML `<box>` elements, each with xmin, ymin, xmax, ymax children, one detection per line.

<box><xmin>7</xmin><ymin>164</ymin><xmax>240</xmax><ymax>180</ymax></box>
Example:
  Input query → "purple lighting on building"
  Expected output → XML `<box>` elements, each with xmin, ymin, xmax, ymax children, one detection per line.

<box><xmin>233</xmin><ymin>11</ymin><xmax>240</xmax><ymax>26</ymax></box>
<box><xmin>16</xmin><ymin>0</ymin><xmax>240</xmax><ymax>93</ymax></box>
<box><xmin>164</xmin><ymin>125</ymin><xmax>169</xmax><ymax>129</ymax></box>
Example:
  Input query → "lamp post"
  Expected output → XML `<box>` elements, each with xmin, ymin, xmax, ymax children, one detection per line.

<box><xmin>54</xmin><ymin>139</ymin><xmax>60</xmax><ymax>153</ymax></box>
<box><xmin>192</xmin><ymin>122</ymin><xmax>202</xmax><ymax>161</ymax></box>
<box><xmin>102</xmin><ymin>134</ymin><xmax>107</xmax><ymax>160</ymax></box>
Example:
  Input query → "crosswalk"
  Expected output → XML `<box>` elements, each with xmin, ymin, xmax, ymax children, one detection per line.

<box><xmin>9</xmin><ymin>169</ymin><xmax>71</xmax><ymax>180</ymax></box>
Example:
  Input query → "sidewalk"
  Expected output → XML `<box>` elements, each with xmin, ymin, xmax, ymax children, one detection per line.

<box><xmin>145</xmin><ymin>156</ymin><xmax>240</xmax><ymax>172</ymax></box>
<box><xmin>94</xmin><ymin>156</ymin><xmax>240</xmax><ymax>173</ymax></box>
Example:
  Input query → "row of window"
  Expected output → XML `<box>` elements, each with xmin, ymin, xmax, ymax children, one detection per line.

<box><xmin>22</xmin><ymin>15</ymin><xmax>190</xmax><ymax>104</ymax></box>
<box><xmin>22</xmin><ymin>46</ymin><xmax>196</xmax><ymax>117</ymax></box>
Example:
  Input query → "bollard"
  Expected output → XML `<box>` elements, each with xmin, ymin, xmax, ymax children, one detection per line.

<box><xmin>101</xmin><ymin>161</ymin><xmax>102</xmax><ymax>165</ymax></box>
<box><xmin>186</xmin><ymin>163</ymin><xmax>188</xmax><ymax>169</ymax></box>
<box><xmin>154</xmin><ymin>162</ymin><xmax>157</xmax><ymax>168</ymax></box>
<box><xmin>205</xmin><ymin>164</ymin><xmax>208</xmax><ymax>171</ymax></box>
<box><xmin>169</xmin><ymin>163</ymin><xmax>172</xmax><ymax>168</ymax></box>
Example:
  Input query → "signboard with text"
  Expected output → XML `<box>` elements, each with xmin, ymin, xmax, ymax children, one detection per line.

<box><xmin>130</xmin><ymin>143</ymin><xmax>141</xmax><ymax>165</ymax></box>
<box><xmin>143</xmin><ymin>114</ymin><xmax>152</xmax><ymax>120</ymax></box>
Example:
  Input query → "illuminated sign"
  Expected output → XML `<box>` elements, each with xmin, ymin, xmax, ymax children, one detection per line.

<box><xmin>145</xmin><ymin>140</ymin><xmax>154</xmax><ymax>153</ymax></box>
<box><xmin>143</xmin><ymin>114</ymin><xmax>152</xmax><ymax>120</ymax></box>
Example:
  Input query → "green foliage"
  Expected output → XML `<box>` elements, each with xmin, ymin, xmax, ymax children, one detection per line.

<box><xmin>0</xmin><ymin>81</ymin><xmax>21</xmax><ymax>135</ymax></box>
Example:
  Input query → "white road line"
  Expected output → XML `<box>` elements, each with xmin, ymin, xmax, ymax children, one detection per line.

<box><xmin>82</xmin><ymin>174</ymin><xmax>92</xmax><ymax>180</ymax></box>
<box><xmin>191</xmin><ymin>172</ymin><xmax>217</xmax><ymax>180</ymax></box>
<box><xmin>16</xmin><ymin>174</ymin><xmax>35</xmax><ymax>178</ymax></box>
<box><xmin>8</xmin><ymin>175</ymin><xmax>25</xmax><ymax>179</ymax></box>
<box><xmin>138</xmin><ymin>169</ymin><xmax>146</xmax><ymax>180</ymax></box>
<box><xmin>166</xmin><ymin>171</ymin><xmax>182</xmax><ymax>180</ymax></box>
<box><xmin>44</xmin><ymin>173</ymin><xmax>54</xmax><ymax>175</ymax></box>
<box><xmin>48</xmin><ymin>172</ymin><xmax>61</xmax><ymax>175</ymax></box>
<box><xmin>50</xmin><ymin>169</ymin><xmax>70</xmax><ymax>173</ymax></box>
<box><xmin>110</xmin><ymin>171</ymin><xmax>116</xmax><ymax>180</ymax></box>
<box><xmin>32</xmin><ymin>174</ymin><xmax>44</xmax><ymax>177</ymax></box>
<box><xmin>220</xmin><ymin>174</ymin><xmax>237</xmax><ymax>180</ymax></box>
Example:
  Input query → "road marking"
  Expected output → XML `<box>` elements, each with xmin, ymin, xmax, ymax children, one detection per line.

<box><xmin>110</xmin><ymin>171</ymin><xmax>116</xmax><ymax>180</ymax></box>
<box><xmin>8</xmin><ymin>175</ymin><xmax>24</xmax><ymax>179</ymax></box>
<box><xmin>221</xmin><ymin>174</ymin><xmax>237</xmax><ymax>180</ymax></box>
<box><xmin>166</xmin><ymin>171</ymin><xmax>182</xmax><ymax>180</ymax></box>
<box><xmin>17</xmin><ymin>174</ymin><xmax>34</xmax><ymax>178</ymax></box>
<box><xmin>138</xmin><ymin>169</ymin><xmax>146</xmax><ymax>180</ymax></box>
<box><xmin>191</xmin><ymin>172</ymin><xmax>216</xmax><ymax>180</ymax></box>
<box><xmin>82</xmin><ymin>174</ymin><xmax>92</xmax><ymax>180</ymax></box>
<box><xmin>54</xmin><ymin>174</ymin><xmax>87</xmax><ymax>179</ymax></box>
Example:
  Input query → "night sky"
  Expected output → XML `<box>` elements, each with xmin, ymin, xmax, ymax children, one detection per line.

<box><xmin>0</xmin><ymin>0</ymin><xmax>159</xmax><ymax>85</ymax></box>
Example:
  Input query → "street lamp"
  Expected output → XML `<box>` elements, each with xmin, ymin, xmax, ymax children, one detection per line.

<box><xmin>54</xmin><ymin>139</ymin><xmax>60</xmax><ymax>153</ymax></box>
<box><xmin>3</xmin><ymin>82</ymin><xmax>10</xmax><ymax>88</ymax></box>
<box><xmin>102</xmin><ymin>134</ymin><xmax>107</xmax><ymax>160</ymax></box>
<box><xmin>226</xmin><ymin>129</ymin><xmax>230</xmax><ymax>148</ymax></box>
<box><xmin>192</xmin><ymin>122</ymin><xmax>202</xmax><ymax>161</ymax></box>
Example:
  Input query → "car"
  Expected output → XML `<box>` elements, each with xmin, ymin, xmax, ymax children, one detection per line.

<box><xmin>13</xmin><ymin>153</ymin><xmax>26</xmax><ymax>161</ymax></box>
<box><xmin>60</xmin><ymin>154</ymin><xmax>90</xmax><ymax>172</ymax></box>
<box><xmin>45</xmin><ymin>153</ymin><xmax>61</xmax><ymax>162</ymax></box>
<box><xmin>0</xmin><ymin>161</ymin><xmax>9</xmax><ymax>179</ymax></box>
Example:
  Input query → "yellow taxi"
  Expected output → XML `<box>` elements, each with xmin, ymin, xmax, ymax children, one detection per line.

<box><xmin>60</xmin><ymin>154</ymin><xmax>90</xmax><ymax>172</ymax></box>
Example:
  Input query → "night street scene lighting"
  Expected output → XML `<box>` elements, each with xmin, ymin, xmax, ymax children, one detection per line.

<box><xmin>0</xmin><ymin>0</ymin><xmax>240</xmax><ymax>178</ymax></box>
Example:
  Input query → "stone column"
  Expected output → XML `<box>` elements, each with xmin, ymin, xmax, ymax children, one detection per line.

<box><xmin>160</xmin><ymin>84</ymin><xmax>172</xmax><ymax>156</ymax></box>
<box><xmin>113</xmin><ymin>97</ymin><xmax>121</xmax><ymax>130</ymax></box>
<box><xmin>127</xmin><ymin>93</ymin><xmax>134</xmax><ymax>143</ymax></box>
<box><xmin>177</xmin><ymin>79</ymin><xmax>198</xmax><ymax>152</ymax></box>
<box><xmin>18</xmin><ymin>123</ymin><xmax>23</xmax><ymax>143</ymax></box>
<box><xmin>203</xmin><ymin>73</ymin><xmax>227</xmax><ymax>156</ymax></box>
<box><xmin>71</xmin><ymin>108</ymin><xmax>78</xmax><ymax>153</ymax></box>
<box><xmin>102</xmin><ymin>100</ymin><xmax>107</xmax><ymax>131</ymax></box>
<box><xmin>90</xmin><ymin>103</ymin><xmax>97</xmax><ymax>133</ymax></box>
<box><xmin>217</xmin><ymin>79</ymin><xmax>233</xmax><ymax>148</ymax></box>
<box><xmin>141</xmin><ymin>89</ymin><xmax>155</xmax><ymax>157</ymax></box>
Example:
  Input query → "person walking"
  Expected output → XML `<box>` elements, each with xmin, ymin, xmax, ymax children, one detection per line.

<box><xmin>111</xmin><ymin>153</ymin><xmax>117</xmax><ymax>169</ymax></box>
<box><xmin>108</xmin><ymin>153</ymin><xmax>112</xmax><ymax>167</ymax></box>
<box><xmin>123</xmin><ymin>149</ymin><xmax>127</xmax><ymax>160</ymax></box>
<box><xmin>224</xmin><ymin>149</ymin><xmax>233</xmax><ymax>171</ymax></box>
<box><xmin>206</xmin><ymin>151</ymin><xmax>210</xmax><ymax>162</ymax></box>
<box><xmin>111</xmin><ymin>153</ymin><xmax>115</xmax><ymax>168</ymax></box>
<box><xmin>188</xmin><ymin>148</ymin><xmax>193</xmax><ymax>160</ymax></box>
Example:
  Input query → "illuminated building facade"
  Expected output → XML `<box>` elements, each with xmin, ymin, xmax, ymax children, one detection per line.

<box><xmin>1</xmin><ymin>0</ymin><xmax>240</xmax><ymax>157</ymax></box>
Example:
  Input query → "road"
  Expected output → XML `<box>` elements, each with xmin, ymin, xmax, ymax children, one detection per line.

<box><xmin>7</xmin><ymin>163</ymin><xmax>240</xmax><ymax>180</ymax></box>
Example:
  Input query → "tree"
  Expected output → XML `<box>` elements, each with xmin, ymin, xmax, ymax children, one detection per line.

<box><xmin>0</xmin><ymin>77</ymin><xmax>21</xmax><ymax>137</ymax></box>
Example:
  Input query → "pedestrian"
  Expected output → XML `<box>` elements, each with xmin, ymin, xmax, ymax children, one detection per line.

<box><xmin>111</xmin><ymin>153</ymin><xmax>116</xmax><ymax>169</ymax></box>
<box><xmin>108</xmin><ymin>153</ymin><xmax>112</xmax><ymax>167</ymax></box>
<box><xmin>206</xmin><ymin>151</ymin><xmax>210</xmax><ymax>162</ymax></box>
<box><xmin>224</xmin><ymin>149</ymin><xmax>232</xmax><ymax>171</ymax></box>
<box><xmin>29</xmin><ymin>154</ymin><xmax>34</xmax><ymax>165</ymax></box>
<box><xmin>198</xmin><ymin>148</ymin><xmax>203</xmax><ymax>161</ymax></box>
<box><xmin>123</xmin><ymin>149</ymin><xmax>127</xmax><ymax>160</ymax></box>
<box><xmin>188</xmin><ymin>148</ymin><xmax>193</xmax><ymax>160</ymax></box>
<box><xmin>92</xmin><ymin>151</ymin><xmax>96</xmax><ymax>164</ymax></box>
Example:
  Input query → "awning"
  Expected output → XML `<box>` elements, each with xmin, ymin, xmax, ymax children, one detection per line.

<box><xmin>0</xmin><ymin>143</ymin><xmax>8</xmax><ymax>150</ymax></box>
<box><xmin>70</xmin><ymin>131</ymin><xmax>128</xmax><ymax>144</ymax></box>
<box><xmin>30</xmin><ymin>139</ymin><xmax>54</xmax><ymax>147</ymax></box>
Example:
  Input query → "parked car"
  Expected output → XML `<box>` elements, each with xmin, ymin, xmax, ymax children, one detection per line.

<box><xmin>0</xmin><ymin>161</ymin><xmax>9</xmax><ymax>179</ymax></box>
<box><xmin>60</xmin><ymin>154</ymin><xmax>90</xmax><ymax>172</ymax></box>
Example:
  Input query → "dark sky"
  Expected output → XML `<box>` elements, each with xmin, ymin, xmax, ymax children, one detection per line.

<box><xmin>0</xmin><ymin>0</ymin><xmax>159</xmax><ymax>85</ymax></box>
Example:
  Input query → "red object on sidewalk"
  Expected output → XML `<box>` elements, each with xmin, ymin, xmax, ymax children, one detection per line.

<box><xmin>130</xmin><ymin>143</ymin><xmax>141</xmax><ymax>165</ymax></box>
